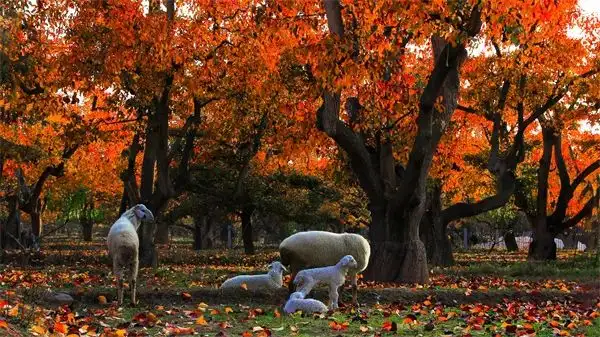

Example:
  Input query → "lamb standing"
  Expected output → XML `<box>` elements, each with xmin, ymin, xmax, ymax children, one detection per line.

<box><xmin>220</xmin><ymin>261</ymin><xmax>287</xmax><ymax>291</ymax></box>
<box><xmin>293</xmin><ymin>255</ymin><xmax>358</xmax><ymax>310</ymax></box>
<box><xmin>279</xmin><ymin>231</ymin><xmax>370</xmax><ymax>304</ymax></box>
<box><xmin>107</xmin><ymin>204</ymin><xmax>154</xmax><ymax>306</ymax></box>
<box><xmin>283</xmin><ymin>291</ymin><xmax>329</xmax><ymax>314</ymax></box>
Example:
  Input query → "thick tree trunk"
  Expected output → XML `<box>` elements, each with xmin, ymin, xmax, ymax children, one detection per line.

<box><xmin>504</xmin><ymin>231</ymin><xmax>518</xmax><ymax>251</ymax></box>
<box><xmin>2</xmin><ymin>196</ymin><xmax>21</xmax><ymax>249</ymax></box>
<box><xmin>528</xmin><ymin>225</ymin><xmax>557</xmax><ymax>260</ymax></box>
<box><xmin>138</xmin><ymin>221</ymin><xmax>158</xmax><ymax>268</ymax></box>
<box><xmin>420</xmin><ymin>185</ymin><xmax>454</xmax><ymax>266</ymax></box>
<box><xmin>81</xmin><ymin>221</ymin><xmax>93</xmax><ymax>242</ymax></box>
<box><xmin>241</xmin><ymin>206</ymin><xmax>255</xmax><ymax>255</ymax></box>
<box><xmin>30</xmin><ymin>211</ymin><xmax>42</xmax><ymax>238</ymax></box>
<box><xmin>154</xmin><ymin>222</ymin><xmax>169</xmax><ymax>244</ymax></box>
<box><xmin>193</xmin><ymin>216</ymin><xmax>204</xmax><ymax>251</ymax></box>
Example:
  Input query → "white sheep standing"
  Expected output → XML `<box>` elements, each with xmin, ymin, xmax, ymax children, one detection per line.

<box><xmin>283</xmin><ymin>291</ymin><xmax>329</xmax><ymax>314</ymax></box>
<box><xmin>107</xmin><ymin>204</ymin><xmax>154</xmax><ymax>306</ymax></box>
<box><xmin>279</xmin><ymin>231</ymin><xmax>370</xmax><ymax>305</ymax></box>
<box><xmin>220</xmin><ymin>261</ymin><xmax>287</xmax><ymax>291</ymax></box>
<box><xmin>293</xmin><ymin>255</ymin><xmax>358</xmax><ymax>310</ymax></box>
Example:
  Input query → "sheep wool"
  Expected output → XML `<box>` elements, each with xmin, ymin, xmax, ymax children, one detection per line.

<box><xmin>107</xmin><ymin>204</ymin><xmax>154</xmax><ymax>306</ymax></box>
<box><xmin>283</xmin><ymin>292</ymin><xmax>329</xmax><ymax>314</ymax></box>
<box><xmin>279</xmin><ymin>231</ymin><xmax>370</xmax><ymax>304</ymax></box>
<box><xmin>220</xmin><ymin>261</ymin><xmax>287</xmax><ymax>291</ymax></box>
<box><xmin>293</xmin><ymin>255</ymin><xmax>358</xmax><ymax>310</ymax></box>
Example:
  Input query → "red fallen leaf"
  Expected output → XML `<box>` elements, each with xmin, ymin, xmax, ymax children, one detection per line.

<box><xmin>382</xmin><ymin>321</ymin><xmax>397</xmax><ymax>331</ymax></box>
<box><xmin>182</xmin><ymin>292</ymin><xmax>192</xmax><ymax>300</ymax></box>
<box><xmin>273</xmin><ymin>308</ymin><xmax>281</xmax><ymax>318</ymax></box>
<box><xmin>219</xmin><ymin>321</ymin><xmax>232</xmax><ymax>329</ymax></box>
<box><xmin>256</xmin><ymin>330</ymin><xmax>271</xmax><ymax>337</ymax></box>
<box><xmin>54</xmin><ymin>321</ymin><xmax>68</xmax><ymax>334</ymax></box>
<box><xmin>0</xmin><ymin>320</ymin><xmax>8</xmax><ymax>329</ymax></box>
<box><xmin>329</xmin><ymin>321</ymin><xmax>349</xmax><ymax>331</ymax></box>
<box><xmin>0</xmin><ymin>300</ymin><xmax>8</xmax><ymax>308</ymax></box>
<box><xmin>403</xmin><ymin>314</ymin><xmax>417</xmax><ymax>324</ymax></box>
<box><xmin>242</xmin><ymin>331</ymin><xmax>252</xmax><ymax>337</ymax></box>
<box><xmin>549</xmin><ymin>320</ymin><xmax>561</xmax><ymax>328</ymax></box>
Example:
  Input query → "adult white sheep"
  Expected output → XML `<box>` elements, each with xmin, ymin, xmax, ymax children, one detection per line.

<box><xmin>220</xmin><ymin>261</ymin><xmax>287</xmax><ymax>291</ymax></box>
<box><xmin>283</xmin><ymin>291</ymin><xmax>329</xmax><ymax>314</ymax></box>
<box><xmin>107</xmin><ymin>204</ymin><xmax>154</xmax><ymax>306</ymax></box>
<box><xmin>293</xmin><ymin>255</ymin><xmax>358</xmax><ymax>310</ymax></box>
<box><xmin>279</xmin><ymin>231</ymin><xmax>370</xmax><ymax>304</ymax></box>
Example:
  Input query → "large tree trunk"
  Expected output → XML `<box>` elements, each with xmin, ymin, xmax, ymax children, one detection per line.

<box><xmin>138</xmin><ymin>221</ymin><xmax>158</xmax><ymax>268</ymax></box>
<box><xmin>193</xmin><ymin>216</ymin><xmax>205</xmax><ymax>251</ymax></box>
<box><xmin>81</xmin><ymin>221</ymin><xmax>93</xmax><ymax>242</ymax></box>
<box><xmin>420</xmin><ymin>184</ymin><xmax>454</xmax><ymax>266</ymax></box>
<box><xmin>1</xmin><ymin>196</ymin><xmax>22</xmax><ymax>249</ymax></box>
<box><xmin>529</xmin><ymin>224</ymin><xmax>557</xmax><ymax>260</ymax></box>
<box><xmin>504</xmin><ymin>231</ymin><xmax>518</xmax><ymax>251</ymax></box>
<box><xmin>30</xmin><ymin>211</ymin><xmax>42</xmax><ymax>238</ymax></box>
<box><xmin>154</xmin><ymin>222</ymin><xmax>169</xmax><ymax>244</ymax></box>
<box><xmin>241</xmin><ymin>206</ymin><xmax>255</xmax><ymax>255</ymax></box>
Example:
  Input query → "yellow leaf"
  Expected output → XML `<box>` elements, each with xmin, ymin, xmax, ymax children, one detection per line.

<box><xmin>30</xmin><ymin>325</ymin><xmax>46</xmax><ymax>335</ymax></box>
<box><xmin>359</xmin><ymin>325</ymin><xmax>369</xmax><ymax>332</ymax></box>
<box><xmin>240</xmin><ymin>283</ymin><xmax>248</xmax><ymax>290</ymax></box>
<box><xmin>115</xmin><ymin>329</ymin><xmax>127</xmax><ymax>337</ymax></box>
<box><xmin>98</xmin><ymin>295</ymin><xmax>107</xmax><ymax>304</ymax></box>
<box><xmin>8</xmin><ymin>305</ymin><xmax>18</xmax><ymax>317</ymax></box>
<box><xmin>196</xmin><ymin>316</ymin><xmax>208</xmax><ymax>325</ymax></box>
<box><xmin>25</xmin><ymin>103</ymin><xmax>33</xmax><ymax>112</ymax></box>
<box><xmin>225</xmin><ymin>307</ymin><xmax>233</xmax><ymax>314</ymax></box>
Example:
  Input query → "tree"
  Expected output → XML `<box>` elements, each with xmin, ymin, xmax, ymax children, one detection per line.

<box><xmin>307</xmin><ymin>1</ymin><xmax>482</xmax><ymax>282</ymax></box>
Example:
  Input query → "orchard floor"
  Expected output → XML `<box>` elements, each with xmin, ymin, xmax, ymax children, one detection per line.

<box><xmin>0</xmin><ymin>239</ymin><xmax>599</xmax><ymax>336</ymax></box>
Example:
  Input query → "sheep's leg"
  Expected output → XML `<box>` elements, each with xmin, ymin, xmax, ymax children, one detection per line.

<box><xmin>297</xmin><ymin>278</ymin><xmax>317</xmax><ymax>297</ymax></box>
<box><xmin>288</xmin><ymin>271</ymin><xmax>297</xmax><ymax>296</ymax></box>
<box><xmin>328</xmin><ymin>284</ymin><xmax>339</xmax><ymax>310</ymax></box>
<box><xmin>130</xmin><ymin>259</ymin><xmax>139</xmax><ymax>306</ymax></box>
<box><xmin>113</xmin><ymin>263</ymin><xmax>124</xmax><ymax>306</ymax></box>
<box><xmin>350</xmin><ymin>273</ymin><xmax>359</xmax><ymax>306</ymax></box>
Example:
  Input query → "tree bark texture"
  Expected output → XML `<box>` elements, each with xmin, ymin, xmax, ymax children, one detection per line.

<box><xmin>241</xmin><ymin>206</ymin><xmax>255</xmax><ymax>255</ymax></box>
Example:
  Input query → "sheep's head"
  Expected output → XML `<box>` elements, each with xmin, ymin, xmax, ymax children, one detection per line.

<box><xmin>289</xmin><ymin>292</ymin><xmax>304</xmax><ymax>300</ymax></box>
<box><xmin>339</xmin><ymin>255</ymin><xmax>358</xmax><ymax>269</ymax></box>
<box><xmin>268</xmin><ymin>261</ymin><xmax>288</xmax><ymax>275</ymax></box>
<box><xmin>133</xmin><ymin>204</ymin><xmax>155</xmax><ymax>222</ymax></box>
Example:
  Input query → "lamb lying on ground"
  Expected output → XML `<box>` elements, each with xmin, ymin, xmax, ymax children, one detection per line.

<box><xmin>107</xmin><ymin>204</ymin><xmax>154</xmax><ymax>306</ymax></box>
<box><xmin>283</xmin><ymin>291</ymin><xmax>328</xmax><ymax>314</ymax></box>
<box><xmin>220</xmin><ymin>261</ymin><xmax>287</xmax><ymax>291</ymax></box>
<box><xmin>279</xmin><ymin>231</ymin><xmax>370</xmax><ymax>304</ymax></box>
<box><xmin>293</xmin><ymin>255</ymin><xmax>358</xmax><ymax>310</ymax></box>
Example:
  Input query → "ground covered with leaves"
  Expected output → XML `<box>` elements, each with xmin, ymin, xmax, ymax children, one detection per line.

<box><xmin>0</xmin><ymin>241</ymin><xmax>599</xmax><ymax>336</ymax></box>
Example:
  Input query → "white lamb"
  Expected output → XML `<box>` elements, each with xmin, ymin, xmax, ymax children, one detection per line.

<box><xmin>220</xmin><ymin>261</ymin><xmax>287</xmax><ymax>291</ymax></box>
<box><xmin>283</xmin><ymin>291</ymin><xmax>329</xmax><ymax>314</ymax></box>
<box><xmin>293</xmin><ymin>255</ymin><xmax>358</xmax><ymax>310</ymax></box>
<box><xmin>107</xmin><ymin>204</ymin><xmax>154</xmax><ymax>306</ymax></box>
<box><xmin>279</xmin><ymin>231</ymin><xmax>370</xmax><ymax>305</ymax></box>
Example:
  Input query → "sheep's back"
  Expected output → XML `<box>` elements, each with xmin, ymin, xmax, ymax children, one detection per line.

<box><xmin>280</xmin><ymin>231</ymin><xmax>369</xmax><ymax>270</ymax></box>
<box><xmin>107</xmin><ymin>228</ymin><xmax>139</xmax><ymax>258</ymax></box>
